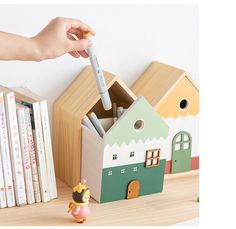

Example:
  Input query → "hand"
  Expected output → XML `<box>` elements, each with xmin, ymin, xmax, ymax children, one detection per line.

<box><xmin>31</xmin><ymin>17</ymin><xmax>96</xmax><ymax>60</ymax></box>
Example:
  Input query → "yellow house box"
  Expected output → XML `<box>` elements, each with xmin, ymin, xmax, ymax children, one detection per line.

<box><xmin>131</xmin><ymin>61</ymin><xmax>199</xmax><ymax>174</ymax></box>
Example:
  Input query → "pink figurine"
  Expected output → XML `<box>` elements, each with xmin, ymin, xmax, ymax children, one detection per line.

<box><xmin>68</xmin><ymin>179</ymin><xmax>90</xmax><ymax>223</ymax></box>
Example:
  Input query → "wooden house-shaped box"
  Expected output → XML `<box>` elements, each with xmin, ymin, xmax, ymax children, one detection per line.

<box><xmin>53</xmin><ymin>66</ymin><xmax>134</xmax><ymax>188</ymax></box>
<box><xmin>131</xmin><ymin>61</ymin><xmax>199</xmax><ymax>174</ymax></box>
<box><xmin>53</xmin><ymin>66</ymin><xmax>168</xmax><ymax>200</ymax></box>
<box><xmin>82</xmin><ymin>96</ymin><xmax>169</xmax><ymax>203</ymax></box>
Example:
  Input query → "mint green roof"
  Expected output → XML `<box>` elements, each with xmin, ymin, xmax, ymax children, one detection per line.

<box><xmin>104</xmin><ymin>97</ymin><xmax>169</xmax><ymax>146</ymax></box>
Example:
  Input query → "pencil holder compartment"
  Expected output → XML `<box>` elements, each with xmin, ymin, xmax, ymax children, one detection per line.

<box><xmin>81</xmin><ymin>94</ymin><xmax>169</xmax><ymax>203</ymax></box>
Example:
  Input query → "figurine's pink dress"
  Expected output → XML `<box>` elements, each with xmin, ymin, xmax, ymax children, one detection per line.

<box><xmin>72</xmin><ymin>205</ymin><xmax>90</xmax><ymax>221</ymax></box>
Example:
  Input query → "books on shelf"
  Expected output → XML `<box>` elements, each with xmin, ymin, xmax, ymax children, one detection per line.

<box><xmin>0</xmin><ymin>93</ymin><xmax>15</xmax><ymax>207</ymax></box>
<box><xmin>16</xmin><ymin>104</ymin><xmax>35</xmax><ymax>204</ymax></box>
<box><xmin>0</xmin><ymin>85</ymin><xmax>57</xmax><ymax>208</ymax></box>
<box><xmin>4</xmin><ymin>90</ymin><xmax>27</xmax><ymax>206</ymax></box>
<box><xmin>0</xmin><ymin>147</ymin><xmax>7</xmax><ymax>208</ymax></box>
<box><xmin>24</xmin><ymin>107</ymin><xmax>41</xmax><ymax>203</ymax></box>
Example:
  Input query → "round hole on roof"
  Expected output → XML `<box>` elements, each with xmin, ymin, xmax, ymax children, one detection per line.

<box><xmin>179</xmin><ymin>99</ymin><xmax>189</xmax><ymax>110</ymax></box>
<box><xmin>134</xmin><ymin>120</ymin><xmax>144</xmax><ymax>131</ymax></box>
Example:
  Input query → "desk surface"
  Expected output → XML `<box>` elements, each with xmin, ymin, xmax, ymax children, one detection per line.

<box><xmin>0</xmin><ymin>170</ymin><xmax>199</xmax><ymax>226</ymax></box>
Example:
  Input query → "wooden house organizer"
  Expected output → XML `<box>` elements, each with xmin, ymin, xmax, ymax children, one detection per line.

<box><xmin>53</xmin><ymin>66</ymin><xmax>126</xmax><ymax>188</ymax></box>
<box><xmin>53</xmin><ymin>66</ymin><xmax>170</xmax><ymax>203</ymax></box>
<box><xmin>131</xmin><ymin>61</ymin><xmax>199</xmax><ymax>174</ymax></box>
<box><xmin>82</xmin><ymin>96</ymin><xmax>169</xmax><ymax>203</ymax></box>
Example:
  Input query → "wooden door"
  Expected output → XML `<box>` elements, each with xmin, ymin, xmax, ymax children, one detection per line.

<box><xmin>171</xmin><ymin>131</ymin><xmax>192</xmax><ymax>174</ymax></box>
<box><xmin>127</xmin><ymin>180</ymin><xmax>140</xmax><ymax>199</ymax></box>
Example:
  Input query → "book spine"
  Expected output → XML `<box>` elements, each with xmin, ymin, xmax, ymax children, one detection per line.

<box><xmin>32</xmin><ymin>103</ymin><xmax>50</xmax><ymax>202</ymax></box>
<box><xmin>4</xmin><ymin>92</ymin><xmax>26</xmax><ymax>206</ymax></box>
<box><xmin>40</xmin><ymin>100</ymin><xmax>57</xmax><ymax>199</ymax></box>
<box><xmin>17</xmin><ymin>108</ymin><xmax>35</xmax><ymax>204</ymax></box>
<box><xmin>0</xmin><ymin>93</ymin><xmax>15</xmax><ymax>207</ymax></box>
<box><xmin>24</xmin><ymin>107</ymin><xmax>41</xmax><ymax>203</ymax></box>
<box><xmin>0</xmin><ymin>150</ymin><xmax>7</xmax><ymax>208</ymax></box>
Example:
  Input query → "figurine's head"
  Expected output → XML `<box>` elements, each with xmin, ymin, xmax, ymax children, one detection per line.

<box><xmin>72</xmin><ymin>180</ymin><xmax>90</xmax><ymax>204</ymax></box>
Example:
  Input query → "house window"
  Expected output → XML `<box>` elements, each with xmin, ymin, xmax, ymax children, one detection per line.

<box><xmin>108</xmin><ymin>171</ymin><xmax>112</xmax><ymax>176</ymax></box>
<box><xmin>130</xmin><ymin>152</ymin><xmax>134</xmax><ymax>157</ymax></box>
<box><xmin>173</xmin><ymin>132</ymin><xmax>191</xmax><ymax>151</ymax></box>
<box><xmin>133</xmin><ymin>167</ymin><xmax>138</xmax><ymax>172</ymax></box>
<box><xmin>175</xmin><ymin>144</ymin><xmax>181</xmax><ymax>151</ymax></box>
<box><xmin>145</xmin><ymin>149</ymin><xmax>161</xmax><ymax>168</ymax></box>
<box><xmin>112</xmin><ymin>154</ymin><xmax>117</xmax><ymax>160</ymax></box>
<box><xmin>121</xmin><ymin>169</ymin><xmax>125</xmax><ymax>174</ymax></box>
<box><xmin>183</xmin><ymin>142</ymin><xmax>190</xmax><ymax>149</ymax></box>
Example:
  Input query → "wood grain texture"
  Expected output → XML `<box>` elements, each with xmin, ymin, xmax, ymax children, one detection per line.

<box><xmin>131</xmin><ymin>61</ymin><xmax>199</xmax><ymax>110</ymax></box>
<box><xmin>53</xmin><ymin>66</ymin><xmax>136</xmax><ymax>188</ymax></box>
<box><xmin>0</xmin><ymin>170</ymin><xmax>199</xmax><ymax>226</ymax></box>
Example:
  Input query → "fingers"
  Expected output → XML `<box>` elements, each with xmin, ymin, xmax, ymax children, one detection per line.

<box><xmin>69</xmin><ymin>51</ymin><xmax>80</xmax><ymax>58</ymax></box>
<box><xmin>69</xmin><ymin>39</ymin><xmax>93</xmax><ymax>52</ymax></box>
<box><xmin>67</xmin><ymin>33</ymin><xmax>90</xmax><ymax>58</ymax></box>
<box><xmin>78</xmin><ymin>49</ymin><xmax>88</xmax><ymax>58</ymax></box>
<box><xmin>67</xmin><ymin>28</ymin><xmax>83</xmax><ymax>39</ymax></box>
<box><xmin>54</xmin><ymin>17</ymin><xmax>96</xmax><ymax>35</ymax></box>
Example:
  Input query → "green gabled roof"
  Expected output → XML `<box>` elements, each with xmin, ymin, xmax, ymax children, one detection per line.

<box><xmin>104</xmin><ymin>96</ymin><xmax>169</xmax><ymax>146</ymax></box>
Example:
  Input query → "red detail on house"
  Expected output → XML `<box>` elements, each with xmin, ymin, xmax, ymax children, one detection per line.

<box><xmin>190</xmin><ymin>156</ymin><xmax>199</xmax><ymax>170</ymax></box>
<box><xmin>165</xmin><ymin>156</ymin><xmax>199</xmax><ymax>174</ymax></box>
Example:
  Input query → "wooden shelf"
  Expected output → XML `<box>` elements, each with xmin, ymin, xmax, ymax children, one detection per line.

<box><xmin>0</xmin><ymin>170</ymin><xmax>199</xmax><ymax>226</ymax></box>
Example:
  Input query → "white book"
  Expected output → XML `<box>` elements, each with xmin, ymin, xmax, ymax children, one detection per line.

<box><xmin>0</xmin><ymin>147</ymin><xmax>7</xmax><ymax>208</ymax></box>
<box><xmin>3</xmin><ymin>86</ymin><xmax>50</xmax><ymax>203</ymax></box>
<box><xmin>23</xmin><ymin>102</ymin><xmax>50</xmax><ymax>202</ymax></box>
<box><xmin>0</xmin><ymin>92</ymin><xmax>15</xmax><ymax>207</ymax></box>
<box><xmin>4</xmin><ymin>92</ymin><xmax>27</xmax><ymax>206</ymax></box>
<box><xmin>40</xmin><ymin>100</ymin><xmax>57</xmax><ymax>199</ymax></box>
<box><xmin>16</xmin><ymin>105</ymin><xmax>35</xmax><ymax>204</ymax></box>
<box><xmin>24</xmin><ymin>107</ymin><xmax>41</xmax><ymax>203</ymax></box>
<box><xmin>12</xmin><ymin>87</ymin><xmax>56</xmax><ymax>201</ymax></box>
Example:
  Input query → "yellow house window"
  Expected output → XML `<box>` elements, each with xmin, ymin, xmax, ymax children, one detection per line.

<box><xmin>145</xmin><ymin>149</ymin><xmax>161</xmax><ymax>168</ymax></box>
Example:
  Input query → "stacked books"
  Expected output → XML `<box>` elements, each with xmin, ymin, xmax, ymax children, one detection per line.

<box><xmin>0</xmin><ymin>85</ymin><xmax>57</xmax><ymax>208</ymax></box>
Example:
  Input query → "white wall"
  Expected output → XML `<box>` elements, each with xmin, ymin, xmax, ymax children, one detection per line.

<box><xmin>0</xmin><ymin>4</ymin><xmax>198</xmax><ymax>122</ymax></box>
<box><xmin>104</xmin><ymin>138</ymin><xmax>166</xmax><ymax>168</ymax></box>
<box><xmin>163</xmin><ymin>115</ymin><xmax>199</xmax><ymax>160</ymax></box>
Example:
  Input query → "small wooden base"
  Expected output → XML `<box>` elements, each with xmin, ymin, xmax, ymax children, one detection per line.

<box><xmin>0</xmin><ymin>170</ymin><xmax>199</xmax><ymax>226</ymax></box>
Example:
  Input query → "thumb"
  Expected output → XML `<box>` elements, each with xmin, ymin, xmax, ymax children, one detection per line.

<box><xmin>68</xmin><ymin>39</ymin><xmax>93</xmax><ymax>52</ymax></box>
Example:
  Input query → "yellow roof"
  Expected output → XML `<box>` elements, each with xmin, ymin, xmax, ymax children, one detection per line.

<box><xmin>131</xmin><ymin>61</ymin><xmax>199</xmax><ymax>109</ymax></box>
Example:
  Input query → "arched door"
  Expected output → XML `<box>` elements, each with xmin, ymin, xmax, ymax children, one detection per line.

<box><xmin>127</xmin><ymin>180</ymin><xmax>140</xmax><ymax>199</ymax></box>
<box><xmin>171</xmin><ymin>131</ymin><xmax>192</xmax><ymax>174</ymax></box>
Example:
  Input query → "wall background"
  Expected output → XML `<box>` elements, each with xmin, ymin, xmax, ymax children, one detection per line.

<box><xmin>0</xmin><ymin>4</ymin><xmax>198</xmax><ymax>122</ymax></box>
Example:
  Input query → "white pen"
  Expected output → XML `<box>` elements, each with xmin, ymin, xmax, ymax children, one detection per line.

<box><xmin>83</xmin><ymin>32</ymin><xmax>112</xmax><ymax>111</ymax></box>
<box><xmin>87</xmin><ymin>112</ymin><xmax>106</xmax><ymax>137</ymax></box>
<box><xmin>82</xmin><ymin>115</ymin><xmax>100</xmax><ymax>137</ymax></box>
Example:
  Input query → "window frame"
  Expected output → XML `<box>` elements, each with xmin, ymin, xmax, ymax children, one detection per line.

<box><xmin>121</xmin><ymin>168</ymin><xmax>125</xmax><ymax>174</ymax></box>
<box><xmin>145</xmin><ymin>149</ymin><xmax>161</xmax><ymax>168</ymax></box>
<box><xmin>130</xmin><ymin>151</ymin><xmax>135</xmax><ymax>157</ymax></box>
<box><xmin>174</xmin><ymin>132</ymin><xmax>191</xmax><ymax>151</ymax></box>
<box><xmin>133</xmin><ymin>167</ymin><xmax>138</xmax><ymax>172</ymax></box>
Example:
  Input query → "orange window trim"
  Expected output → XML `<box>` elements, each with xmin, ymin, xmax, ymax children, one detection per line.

<box><xmin>145</xmin><ymin>149</ymin><xmax>161</xmax><ymax>168</ymax></box>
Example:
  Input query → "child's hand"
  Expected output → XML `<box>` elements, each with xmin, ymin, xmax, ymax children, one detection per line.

<box><xmin>32</xmin><ymin>17</ymin><xmax>96</xmax><ymax>60</ymax></box>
